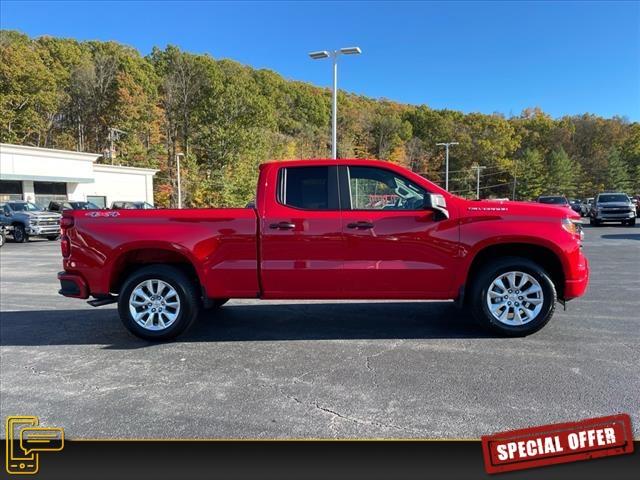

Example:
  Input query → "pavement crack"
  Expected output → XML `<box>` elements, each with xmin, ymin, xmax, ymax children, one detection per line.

<box><xmin>364</xmin><ymin>340</ymin><xmax>404</xmax><ymax>389</ymax></box>
<box><xmin>311</xmin><ymin>400</ymin><xmax>418</xmax><ymax>436</ymax></box>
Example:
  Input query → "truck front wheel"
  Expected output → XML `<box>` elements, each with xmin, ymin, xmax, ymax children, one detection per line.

<box><xmin>13</xmin><ymin>225</ymin><xmax>28</xmax><ymax>243</ymax></box>
<box><xmin>469</xmin><ymin>257</ymin><xmax>557</xmax><ymax>337</ymax></box>
<box><xmin>118</xmin><ymin>265</ymin><xmax>201</xmax><ymax>341</ymax></box>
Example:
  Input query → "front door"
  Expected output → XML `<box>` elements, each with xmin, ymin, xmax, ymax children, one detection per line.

<box><xmin>339</xmin><ymin>165</ymin><xmax>458</xmax><ymax>298</ymax></box>
<box><xmin>259</xmin><ymin>165</ymin><xmax>344</xmax><ymax>298</ymax></box>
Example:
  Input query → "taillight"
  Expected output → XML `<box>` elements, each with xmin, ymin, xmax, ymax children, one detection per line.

<box><xmin>61</xmin><ymin>235</ymin><xmax>70</xmax><ymax>257</ymax></box>
<box><xmin>60</xmin><ymin>216</ymin><xmax>73</xmax><ymax>257</ymax></box>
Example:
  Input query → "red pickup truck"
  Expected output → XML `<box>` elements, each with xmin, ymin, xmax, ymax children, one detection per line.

<box><xmin>58</xmin><ymin>159</ymin><xmax>589</xmax><ymax>340</ymax></box>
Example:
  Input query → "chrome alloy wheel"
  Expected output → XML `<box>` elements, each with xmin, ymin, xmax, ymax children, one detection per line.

<box><xmin>129</xmin><ymin>279</ymin><xmax>181</xmax><ymax>331</ymax></box>
<box><xmin>486</xmin><ymin>271</ymin><xmax>543</xmax><ymax>326</ymax></box>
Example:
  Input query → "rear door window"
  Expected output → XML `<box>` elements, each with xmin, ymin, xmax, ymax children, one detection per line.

<box><xmin>277</xmin><ymin>166</ymin><xmax>338</xmax><ymax>210</ymax></box>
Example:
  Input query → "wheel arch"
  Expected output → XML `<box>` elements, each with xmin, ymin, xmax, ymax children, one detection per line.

<box><xmin>463</xmin><ymin>242</ymin><xmax>565</xmax><ymax>302</ymax></box>
<box><xmin>108</xmin><ymin>245</ymin><xmax>204</xmax><ymax>296</ymax></box>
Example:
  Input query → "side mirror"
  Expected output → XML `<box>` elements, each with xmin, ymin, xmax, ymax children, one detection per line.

<box><xmin>424</xmin><ymin>193</ymin><xmax>449</xmax><ymax>220</ymax></box>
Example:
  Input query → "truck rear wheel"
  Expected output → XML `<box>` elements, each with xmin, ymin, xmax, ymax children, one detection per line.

<box><xmin>469</xmin><ymin>257</ymin><xmax>556</xmax><ymax>337</ymax></box>
<box><xmin>118</xmin><ymin>265</ymin><xmax>201</xmax><ymax>341</ymax></box>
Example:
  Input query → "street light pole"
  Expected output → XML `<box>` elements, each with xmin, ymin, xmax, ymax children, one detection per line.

<box><xmin>332</xmin><ymin>54</ymin><xmax>338</xmax><ymax>160</ymax></box>
<box><xmin>436</xmin><ymin>142</ymin><xmax>459</xmax><ymax>191</ymax></box>
<box><xmin>309</xmin><ymin>47</ymin><xmax>362</xmax><ymax>159</ymax></box>
<box><xmin>176</xmin><ymin>153</ymin><xmax>184</xmax><ymax>209</ymax></box>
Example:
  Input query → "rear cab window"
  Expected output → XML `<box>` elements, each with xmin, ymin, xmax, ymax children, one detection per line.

<box><xmin>277</xmin><ymin>166</ymin><xmax>339</xmax><ymax>210</ymax></box>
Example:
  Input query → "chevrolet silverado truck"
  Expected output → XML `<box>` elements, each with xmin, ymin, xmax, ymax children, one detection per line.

<box><xmin>0</xmin><ymin>201</ymin><xmax>61</xmax><ymax>242</ymax></box>
<box><xmin>57</xmin><ymin>159</ymin><xmax>589</xmax><ymax>340</ymax></box>
<box><xmin>589</xmin><ymin>192</ymin><xmax>636</xmax><ymax>226</ymax></box>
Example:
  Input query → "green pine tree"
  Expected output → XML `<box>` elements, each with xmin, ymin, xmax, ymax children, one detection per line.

<box><xmin>631</xmin><ymin>164</ymin><xmax>640</xmax><ymax>195</ymax></box>
<box><xmin>546</xmin><ymin>148</ymin><xmax>578</xmax><ymax>197</ymax></box>
<box><xmin>516</xmin><ymin>149</ymin><xmax>546</xmax><ymax>200</ymax></box>
<box><xmin>605</xmin><ymin>148</ymin><xmax>631</xmax><ymax>192</ymax></box>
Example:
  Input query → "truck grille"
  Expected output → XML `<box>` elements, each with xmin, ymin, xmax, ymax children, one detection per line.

<box><xmin>32</xmin><ymin>216</ymin><xmax>60</xmax><ymax>226</ymax></box>
<box><xmin>602</xmin><ymin>208</ymin><xmax>631</xmax><ymax>213</ymax></box>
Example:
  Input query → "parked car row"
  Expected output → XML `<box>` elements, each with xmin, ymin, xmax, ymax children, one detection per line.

<box><xmin>0</xmin><ymin>199</ymin><xmax>155</xmax><ymax>243</ymax></box>
<box><xmin>48</xmin><ymin>200</ymin><xmax>155</xmax><ymax>211</ymax></box>
<box><xmin>534</xmin><ymin>193</ymin><xmax>637</xmax><ymax>226</ymax></box>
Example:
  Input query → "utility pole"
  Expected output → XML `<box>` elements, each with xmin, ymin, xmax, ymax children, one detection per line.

<box><xmin>472</xmin><ymin>164</ymin><xmax>487</xmax><ymax>199</ymax></box>
<box><xmin>309</xmin><ymin>47</ymin><xmax>362</xmax><ymax>159</ymax></box>
<box><xmin>436</xmin><ymin>142</ymin><xmax>459</xmax><ymax>191</ymax></box>
<box><xmin>107</xmin><ymin>127</ymin><xmax>126</xmax><ymax>164</ymax></box>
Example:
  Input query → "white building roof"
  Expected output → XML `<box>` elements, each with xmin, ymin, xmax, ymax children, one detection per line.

<box><xmin>0</xmin><ymin>143</ymin><xmax>158</xmax><ymax>182</ymax></box>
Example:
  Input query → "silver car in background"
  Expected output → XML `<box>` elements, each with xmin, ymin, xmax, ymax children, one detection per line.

<box><xmin>589</xmin><ymin>193</ymin><xmax>636</xmax><ymax>226</ymax></box>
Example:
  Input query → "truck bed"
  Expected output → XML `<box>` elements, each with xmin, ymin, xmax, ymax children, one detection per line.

<box><xmin>64</xmin><ymin>208</ymin><xmax>259</xmax><ymax>299</ymax></box>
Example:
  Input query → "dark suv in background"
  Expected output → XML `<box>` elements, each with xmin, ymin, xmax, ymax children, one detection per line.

<box><xmin>590</xmin><ymin>193</ymin><xmax>636</xmax><ymax>226</ymax></box>
<box><xmin>535</xmin><ymin>195</ymin><xmax>571</xmax><ymax>208</ymax></box>
<box><xmin>48</xmin><ymin>200</ymin><xmax>100</xmax><ymax>212</ymax></box>
<box><xmin>110</xmin><ymin>201</ymin><xmax>155</xmax><ymax>210</ymax></box>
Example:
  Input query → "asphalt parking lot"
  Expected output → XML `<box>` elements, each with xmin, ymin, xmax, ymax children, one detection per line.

<box><xmin>1</xmin><ymin>222</ymin><xmax>639</xmax><ymax>439</ymax></box>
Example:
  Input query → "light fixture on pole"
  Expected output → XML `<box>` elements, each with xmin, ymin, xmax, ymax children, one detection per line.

<box><xmin>436</xmin><ymin>142</ymin><xmax>459</xmax><ymax>191</ymax></box>
<box><xmin>175</xmin><ymin>153</ymin><xmax>184</xmax><ymax>209</ymax></box>
<box><xmin>309</xmin><ymin>46</ymin><xmax>362</xmax><ymax>159</ymax></box>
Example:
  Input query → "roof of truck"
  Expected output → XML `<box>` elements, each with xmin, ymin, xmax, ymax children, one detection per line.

<box><xmin>260</xmin><ymin>158</ymin><xmax>386</xmax><ymax>168</ymax></box>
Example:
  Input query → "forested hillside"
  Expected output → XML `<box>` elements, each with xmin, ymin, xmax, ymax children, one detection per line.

<box><xmin>1</xmin><ymin>30</ymin><xmax>639</xmax><ymax>206</ymax></box>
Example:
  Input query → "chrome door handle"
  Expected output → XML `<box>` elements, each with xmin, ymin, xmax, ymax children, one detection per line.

<box><xmin>347</xmin><ymin>221</ymin><xmax>374</xmax><ymax>229</ymax></box>
<box><xmin>269</xmin><ymin>222</ymin><xmax>296</xmax><ymax>230</ymax></box>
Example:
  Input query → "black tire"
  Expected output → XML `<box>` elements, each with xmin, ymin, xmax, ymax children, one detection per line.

<box><xmin>627</xmin><ymin>218</ymin><xmax>636</xmax><ymax>227</ymax></box>
<box><xmin>589</xmin><ymin>217</ymin><xmax>600</xmax><ymax>226</ymax></box>
<box><xmin>468</xmin><ymin>256</ymin><xmax>557</xmax><ymax>337</ymax></box>
<box><xmin>47</xmin><ymin>235</ymin><xmax>60</xmax><ymax>241</ymax></box>
<box><xmin>117</xmin><ymin>264</ymin><xmax>201</xmax><ymax>341</ymax></box>
<box><xmin>12</xmin><ymin>224</ymin><xmax>28</xmax><ymax>243</ymax></box>
<box><xmin>0</xmin><ymin>232</ymin><xmax>5</xmax><ymax>248</ymax></box>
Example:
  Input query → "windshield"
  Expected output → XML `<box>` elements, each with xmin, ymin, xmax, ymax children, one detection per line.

<box><xmin>597</xmin><ymin>194</ymin><xmax>629</xmax><ymax>203</ymax></box>
<box><xmin>538</xmin><ymin>197</ymin><xmax>567</xmax><ymax>205</ymax></box>
<box><xmin>8</xmin><ymin>202</ymin><xmax>42</xmax><ymax>212</ymax></box>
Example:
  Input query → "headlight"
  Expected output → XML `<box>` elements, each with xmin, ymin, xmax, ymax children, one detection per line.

<box><xmin>562</xmin><ymin>218</ymin><xmax>584</xmax><ymax>240</ymax></box>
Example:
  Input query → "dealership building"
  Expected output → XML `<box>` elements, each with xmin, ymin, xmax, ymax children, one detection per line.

<box><xmin>0</xmin><ymin>143</ymin><xmax>158</xmax><ymax>208</ymax></box>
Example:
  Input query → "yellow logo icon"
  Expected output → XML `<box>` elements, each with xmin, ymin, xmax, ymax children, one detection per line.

<box><xmin>5</xmin><ymin>416</ymin><xmax>64</xmax><ymax>475</ymax></box>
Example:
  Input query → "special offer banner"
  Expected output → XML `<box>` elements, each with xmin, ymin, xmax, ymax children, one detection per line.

<box><xmin>481</xmin><ymin>414</ymin><xmax>634</xmax><ymax>474</ymax></box>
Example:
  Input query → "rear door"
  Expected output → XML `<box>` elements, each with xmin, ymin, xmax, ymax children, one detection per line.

<box><xmin>339</xmin><ymin>165</ymin><xmax>457</xmax><ymax>298</ymax></box>
<box><xmin>259</xmin><ymin>164</ymin><xmax>344</xmax><ymax>298</ymax></box>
